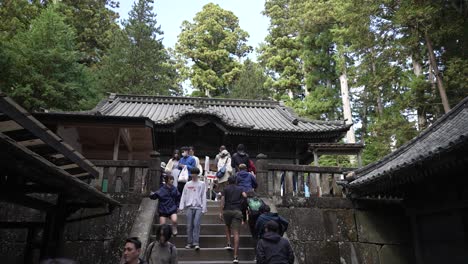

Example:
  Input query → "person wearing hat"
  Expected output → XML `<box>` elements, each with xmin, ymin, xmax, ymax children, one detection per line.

<box><xmin>214</xmin><ymin>145</ymin><xmax>230</xmax><ymax>165</ymax></box>
<box><xmin>216</xmin><ymin>149</ymin><xmax>233</xmax><ymax>194</ymax></box>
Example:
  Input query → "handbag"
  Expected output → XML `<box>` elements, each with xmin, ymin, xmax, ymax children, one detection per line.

<box><xmin>178</xmin><ymin>167</ymin><xmax>189</xmax><ymax>183</ymax></box>
<box><xmin>216</xmin><ymin>158</ymin><xmax>229</xmax><ymax>179</ymax></box>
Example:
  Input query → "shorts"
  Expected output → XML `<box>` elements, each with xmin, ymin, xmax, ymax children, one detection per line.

<box><xmin>223</xmin><ymin>210</ymin><xmax>242</xmax><ymax>230</ymax></box>
<box><xmin>216</xmin><ymin>181</ymin><xmax>228</xmax><ymax>193</ymax></box>
<box><xmin>159</xmin><ymin>211</ymin><xmax>176</xmax><ymax>218</ymax></box>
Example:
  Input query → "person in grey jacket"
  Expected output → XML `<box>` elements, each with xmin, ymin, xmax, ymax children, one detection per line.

<box><xmin>178</xmin><ymin>168</ymin><xmax>207</xmax><ymax>250</ymax></box>
<box><xmin>256</xmin><ymin>221</ymin><xmax>294</xmax><ymax>264</ymax></box>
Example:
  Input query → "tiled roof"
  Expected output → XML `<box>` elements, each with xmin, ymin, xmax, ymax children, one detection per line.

<box><xmin>348</xmin><ymin>96</ymin><xmax>468</xmax><ymax>189</ymax></box>
<box><xmin>87</xmin><ymin>94</ymin><xmax>350</xmax><ymax>134</ymax></box>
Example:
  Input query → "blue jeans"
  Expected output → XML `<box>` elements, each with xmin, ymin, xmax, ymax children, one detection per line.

<box><xmin>186</xmin><ymin>207</ymin><xmax>202</xmax><ymax>246</ymax></box>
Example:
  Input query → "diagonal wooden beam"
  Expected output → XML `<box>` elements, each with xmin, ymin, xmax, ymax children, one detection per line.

<box><xmin>120</xmin><ymin>128</ymin><xmax>133</xmax><ymax>153</ymax></box>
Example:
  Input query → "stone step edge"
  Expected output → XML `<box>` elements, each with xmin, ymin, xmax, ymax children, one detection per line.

<box><xmin>153</xmin><ymin>223</ymin><xmax>239</xmax><ymax>226</ymax></box>
<box><xmin>178</xmin><ymin>247</ymin><xmax>254</xmax><ymax>250</ymax></box>
<box><xmin>150</xmin><ymin>234</ymin><xmax>253</xmax><ymax>238</ymax></box>
<box><xmin>178</xmin><ymin>260</ymin><xmax>257</xmax><ymax>264</ymax></box>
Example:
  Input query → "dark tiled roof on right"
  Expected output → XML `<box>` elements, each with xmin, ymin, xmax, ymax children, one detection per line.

<box><xmin>349</xmin><ymin>96</ymin><xmax>468</xmax><ymax>189</ymax></box>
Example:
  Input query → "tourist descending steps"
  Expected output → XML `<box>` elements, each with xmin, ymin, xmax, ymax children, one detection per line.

<box><xmin>165</xmin><ymin>149</ymin><xmax>181</xmax><ymax>184</ymax></box>
<box><xmin>178</xmin><ymin>167</ymin><xmax>207</xmax><ymax>250</ymax></box>
<box><xmin>219</xmin><ymin>176</ymin><xmax>247</xmax><ymax>263</ymax></box>
<box><xmin>144</xmin><ymin>224</ymin><xmax>178</xmax><ymax>264</ymax></box>
<box><xmin>177</xmin><ymin>146</ymin><xmax>196</xmax><ymax>204</ymax></box>
<box><xmin>215</xmin><ymin>145</ymin><xmax>230</xmax><ymax>166</ymax></box>
<box><xmin>216</xmin><ymin>149</ymin><xmax>233</xmax><ymax>194</ymax></box>
<box><xmin>123</xmin><ymin>237</ymin><xmax>148</xmax><ymax>264</ymax></box>
<box><xmin>150</xmin><ymin>175</ymin><xmax>180</xmax><ymax>236</ymax></box>
<box><xmin>236</xmin><ymin>164</ymin><xmax>257</xmax><ymax>193</ymax></box>
<box><xmin>256</xmin><ymin>221</ymin><xmax>294</xmax><ymax>264</ymax></box>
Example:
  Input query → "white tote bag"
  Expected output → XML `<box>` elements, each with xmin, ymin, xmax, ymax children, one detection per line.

<box><xmin>178</xmin><ymin>167</ymin><xmax>189</xmax><ymax>183</ymax></box>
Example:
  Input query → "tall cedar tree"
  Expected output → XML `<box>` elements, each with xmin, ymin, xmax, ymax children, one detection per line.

<box><xmin>56</xmin><ymin>0</ymin><xmax>120</xmax><ymax>66</ymax></box>
<box><xmin>258</xmin><ymin>0</ymin><xmax>303</xmax><ymax>99</ymax></box>
<box><xmin>2</xmin><ymin>4</ymin><xmax>95</xmax><ymax>111</ymax></box>
<box><xmin>175</xmin><ymin>3</ymin><xmax>252</xmax><ymax>97</ymax></box>
<box><xmin>228</xmin><ymin>59</ymin><xmax>272</xmax><ymax>100</ymax></box>
<box><xmin>98</xmin><ymin>0</ymin><xmax>180</xmax><ymax>96</ymax></box>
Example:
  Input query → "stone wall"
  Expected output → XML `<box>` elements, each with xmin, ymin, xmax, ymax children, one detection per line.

<box><xmin>0</xmin><ymin>194</ymin><xmax>142</xmax><ymax>264</ymax></box>
<box><xmin>62</xmin><ymin>194</ymin><xmax>142</xmax><ymax>264</ymax></box>
<box><xmin>276</xmin><ymin>197</ymin><xmax>414</xmax><ymax>264</ymax></box>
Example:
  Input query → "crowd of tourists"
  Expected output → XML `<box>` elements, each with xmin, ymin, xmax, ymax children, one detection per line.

<box><xmin>122</xmin><ymin>144</ymin><xmax>294</xmax><ymax>264</ymax></box>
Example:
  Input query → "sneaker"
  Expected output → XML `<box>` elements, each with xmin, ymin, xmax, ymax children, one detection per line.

<box><xmin>233</xmin><ymin>256</ymin><xmax>239</xmax><ymax>263</ymax></box>
<box><xmin>194</xmin><ymin>245</ymin><xmax>200</xmax><ymax>250</ymax></box>
<box><xmin>224</xmin><ymin>244</ymin><xmax>232</xmax><ymax>250</ymax></box>
<box><xmin>185</xmin><ymin>244</ymin><xmax>191</xmax><ymax>249</ymax></box>
<box><xmin>172</xmin><ymin>226</ymin><xmax>178</xmax><ymax>236</ymax></box>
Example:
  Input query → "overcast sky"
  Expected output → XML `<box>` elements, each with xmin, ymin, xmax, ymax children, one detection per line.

<box><xmin>113</xmin><ymin>0</ymin><xmax>270</xmax><ymax>60</ymax></box>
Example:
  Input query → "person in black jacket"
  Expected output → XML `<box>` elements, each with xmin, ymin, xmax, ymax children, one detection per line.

<box><xmin>256</xmin><ymin>221</ymin><xmax>294</xmax><ymax>264</ymax></box>
<box><xmin>255</xmin><ymin>205</ymin><xmax>289</xmax><ymax>239</ymax></box>
<box><xmin>231</xmin><ymin>144</ymin><xmax>250</xmax><ymax>173</ymax></box>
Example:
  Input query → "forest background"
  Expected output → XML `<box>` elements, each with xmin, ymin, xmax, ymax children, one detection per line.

<box><xmin>0</xmin><ymin>0</ymin><xmax>466</xmax><ymax>166</ymax></box>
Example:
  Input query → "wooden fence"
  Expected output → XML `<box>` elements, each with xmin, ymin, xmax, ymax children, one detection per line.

<box><xmin>255</xmin><ymin>154</ymin><xmax>354</xmax><ymax>198</ymax></box>
<box><xmin>90</xmin><ymin>151</ymin><xmax>161</xmax><ymax>194</ymax></box>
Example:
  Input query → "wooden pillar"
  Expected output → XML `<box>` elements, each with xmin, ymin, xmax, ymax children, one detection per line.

<box><xmin>411</xmin><ymin>214</ymin><xmax>424</xmax><ymax>264</ymax></box>
<box><xmin>41</xmin><ymin>195</ymin><xmax>67</xmax><ymax>259</ymax></box>
<box><xmin>255</xmin><ymin>154</ymin><xmax>268</xmax><ymax>196</ymax></box>
<box><xmin>113</xmin><ymin>129</ymin><xmax>121</xmax><ymax>161</ymax></box>
<box><xmin>313</xmin><ymin>150</ymin><xmax>322</xmax><ymax>196</ymax></box>
<box><xmin>357</xmin><ymin>150</ymin><xmax>363</xmax><ymax>168</ymax></box>
<box><xmin>148</xmin><ymin>151</ymin><xmax>161</xmax><ymax>193</ymax></box>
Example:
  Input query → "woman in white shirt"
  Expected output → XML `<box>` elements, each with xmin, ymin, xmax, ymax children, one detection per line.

<box><xmin>216</xmin><ymin>149</ymin><xmax>233</xmax><ymax>193</ymax></box>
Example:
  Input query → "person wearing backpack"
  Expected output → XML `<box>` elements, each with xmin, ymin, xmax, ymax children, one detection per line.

<box><xmin>255</xmin><ymin>205</ymin><xmax>289</xmax><ymax>239</ymax></box>
<box><xmin>242</xmin><ymin>191</ymin><xmax>266</xmax><ymax>240</ymax></box>
<box><xmin>216</xmin><ymin>149</ymin><xmax>232</xmax><ymax>194</ymax></box>
<box><xmin>145</xmin><ymin>224</ymin><xmax>178</xmax><ymax>264</ymax></box>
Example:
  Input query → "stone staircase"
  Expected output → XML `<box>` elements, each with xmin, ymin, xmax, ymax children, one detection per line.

<box><xmin>150</xmin><ymin>200</ymin><xmax>256</xmax><ymax>263</ymax></box>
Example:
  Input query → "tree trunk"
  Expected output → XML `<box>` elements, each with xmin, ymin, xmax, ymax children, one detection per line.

<box><xmin>425</xmin><ymin>32</ymin><xmax>450</xmax><ymax>113</ymax></box>
<box><xmin>371</xmin><ymin>60</ymin><xmax>384</xmax><ymax>117</ymax></box>
<box><xmin>338</xmin><ymin>48</ymin><xmax>356</xmax><ymax>165</ymax></box>
<box><xmin>412</xmin><ymin>55</ymin><xmax>427</xmax><ymax>130</ymax></box>
<box><xmin>360</xmin><ymin>87</ymin><xmax>369</xmax><ymax>145</ymax></box>
<box><xmin>339</xmin><ymin>69</ymin><xmax>355</xmax><ymax>144</ymax></box>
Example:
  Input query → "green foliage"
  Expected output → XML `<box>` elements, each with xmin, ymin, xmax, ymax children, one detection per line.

<box><xmin>175</xmin><ymin>3</ymin><xmax>252</xmax><ymax>96</ymax></box>
<box><xmin>228</xmin><ymin>59</ymin><xmax>272</xmax><ymax>100</ymax></box>
<box><xmin>258</xmin><ymin>0</ymin><xmax>303</xmax><ymax>97</ymax></box>
<box><xmin>97</xmin><ymin>0</ymin><xmax>181</xmax><ymax>96</ymax></box>
<box><xmin>0</xmin><ymin>0</ymin><xmax>42</xmax><ymax>41</ymax></box>
<box><xmin>2</xmin><ymin>5</ymin><xmax>95</xmax><ymax>111</ymax></box>
<box><xmin>56</xmin><ymin>0</ymin><xmax>120</xmax><ymax>66</ymax></box>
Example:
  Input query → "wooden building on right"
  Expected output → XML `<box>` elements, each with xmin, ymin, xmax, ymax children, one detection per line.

<box><xmin>341</xmin><ymin>96</ymin><xmax>468</xmax><ymax>264</ymax></box>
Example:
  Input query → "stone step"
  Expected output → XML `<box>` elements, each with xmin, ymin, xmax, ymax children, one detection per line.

<box><xmin>153</xmin><ymin>224</ymin><xmax>251</xmax><ymax>236</ymax></box>
<box><xmin>206</xmin><ymin>202</ymin><xmax>221</xmax><ymax>207</ymax></box>
<box><xmin>150</xmin><ymin>234</ymin><xmax>256</xmax><ymax>248</ymax></box>
<box><xmin>177</xmin><ymin>247</ymin><xmax>255</xmax><ymax>261</ymax></box>
<box><xmin>178</xmin><ymin>260</ymin><xmax>257</xmax><ymax>264</ymax></box>
<box><xmin>176</xmin><ymin>213</ymin><xmax>224</xmax><ymax>224</ymax></box>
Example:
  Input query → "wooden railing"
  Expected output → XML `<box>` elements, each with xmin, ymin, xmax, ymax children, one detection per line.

<box><xmin>90</xmin><ymin>151</ymin><xmax>161</xmax><ymax>194</ymax></box>
<box><xmin>255</xmin><ymin>154</ymin><xmax>354</xmax><ymax>198</ymax></box>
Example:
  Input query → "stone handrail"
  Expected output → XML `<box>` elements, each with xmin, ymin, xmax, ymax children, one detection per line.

<box><xmin>255</xmin><ymin>154</ymin><xmax>354</xmax><ymax>198</ymax></box>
